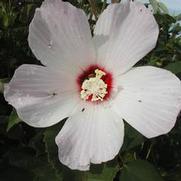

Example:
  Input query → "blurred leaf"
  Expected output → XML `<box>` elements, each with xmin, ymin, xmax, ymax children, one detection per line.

<box><xmin>176</xmin><ymin>13</ymin><xmax>181</xmax><ymax>21</ymax></box>
<box><xmin>6</xmin><ymin>109</ymin><xmax>21</xmax><ymax>131</ymax></box>
<box><xmin>158</xmin><ymin>2</ymin><xmax>169</xmax><ymax>14</ymax></box>
<box><xmin>0</xmin><ymin>78</ymin><xmax>8</xmax><ymax>93</ymax></box>
<box><xmin>165</xmin><ymin>166</ymin><xmax>181</xmax><ymax>181</ymax></box>
<box><xmin>0</xmin><ymin>2</ymin><xmax>17</xmax><ymax>29</ymax></box>
<box><xmin>5</xmin><ymin>146</ymin><xmax>35</xmax><ymax>169</ymax></box>
<box><xmin>62</xmin><ymin>160</ymin><xmax>119</xmax><ymax>181</ymax></box>
<box><xmin>149</xmin><ymin>0</ymin><xmax>169</xmax><ymax>14</ymax></box>
<box><xmin>88</xmin><ymin>161</ymin><xmax>119</xmax><ymax>181</ymax></box>
<box><xmin>121</xmin><ymin>123</ymin><xmax>145</xmax><ymax>151</ymax></box>
<box><xmin>0</xmin><ymin>79</ymin><xmax>4</xmax><ymax>93</ymax></box>
<box><xmin>165</xmin><ymin>62</ymin><xmax>181</xmax><ymax>74</ymax></box>
<box><xmin>119</xmin><ymin>160</ymin><xmax>164</xmax><ymax>181</ymax></box>
<box><xmin>32</xmin><ymin>156</ymin><xmax>63</xmax><ymax>181</ymax></box>
<box><xmin>29</xmin><ymin>131</ymin><xmax>45</xmax><ymax>156</ymax></box>
<box><xmin>62</xmin><ymin>168</ymin><xmax>88</xmax><ymax>181</ymax></box>
<box><xmin>149</xmin><ymin>0</ymin><xmax>159</xmax><ymax>13</ymax></box>
<box><xmin>43</xmin><ymin>122</ymin><xmax>65</xmax><ymax>179</ymax></box>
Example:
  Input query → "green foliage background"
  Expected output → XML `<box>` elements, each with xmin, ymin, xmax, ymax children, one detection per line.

<box><xmin>0</xmin><ymin>0</ymin><xmax>181</xmax><ymax>180</ymax></box>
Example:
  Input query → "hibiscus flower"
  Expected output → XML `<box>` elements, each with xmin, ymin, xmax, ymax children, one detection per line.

<box><xmin>4</xmin><ymin>0</ymin><xmax>181</xmax><ymax>171</ymax></box>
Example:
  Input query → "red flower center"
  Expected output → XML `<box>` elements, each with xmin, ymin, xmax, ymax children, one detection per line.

<box><xmin>77</xmin><ymin>65</ymin><xmax>113</xmax><ymax>102</ymax></box>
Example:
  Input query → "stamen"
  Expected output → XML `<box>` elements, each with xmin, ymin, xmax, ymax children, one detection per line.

<box><xmin>95</xmin><ymin>69</ymin><xmax>106</xmax><ymax>78</ymax></box>
<box><xmin>80</xmin><ymin>69</ymin><xmax>108</xmax><ymax>102</ymax></box>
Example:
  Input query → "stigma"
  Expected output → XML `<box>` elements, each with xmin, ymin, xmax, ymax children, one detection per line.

<box><xmin>80</xmin><ymin>69</ymin><xmax>108</xmax><ymax>101</ymax></box>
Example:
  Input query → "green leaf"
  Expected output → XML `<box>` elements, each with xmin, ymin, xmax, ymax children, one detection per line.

<box><xmin>62</xmin><ymin>168</ymin><xmax>88</xmax><ymax>181</ymax></box>
<box><xmin>121</xmin><ymin>123</ymin><xmax>145</xmax><ymax>151</ymax></box>
<box><xmin>158</xmin><ymin>2</ymin><xmax>169</xmax><ymax>14</ymax></box>
<box><xmin>0</xmin><ymin>78</ymin><xmax>8</xmax><ymax>93</ymax></box>
<box><xmin>0</xmin><ymin>80</ymin><xmax>4</xmax><ymax>93</ymax></box>
<box><xmin>149</xmin><ymin>0</ymin><xmax>159</xmax><ymax>13</ymax></box>
<box><xmin>165</xmin><ymin>62</ymin><xmax>181</xmax><ymax>74</ymax></box>
<box><xmin>6</xmin><ymin>110</ymin><xmax>21</xmax><ymax>131</ymax></box>
<box><xmin>87</xmin><ymin>160</ymin><xmax>119</xmax><ymax>181</ymax></box>
<box><xmin>62</xmin><ymin>160</ymin><xmax>119</xmax><ymax>181</ymax></box>
<box><xmin>43</xmin><ymin>122</ymin><xmax>65</xmax><ymax>179</ymax></box>
<box><xmin>175</xmin><ymin>13</ymin><xmax>181</xmax><ymax>21</ymax></box>
<box><xmin>29</xmin><ymin>131</ymin><xmax>45</xmax><ymax>156</ymax></box>
<box><xmin>120</xmin><ymin>160</ymin><xmax>164</xmax><ymax>181</ymax></box>
<box><xmin>32</xmin><ymin>156</ymin><xmax>63</xmax><ymax>181</ymax></box>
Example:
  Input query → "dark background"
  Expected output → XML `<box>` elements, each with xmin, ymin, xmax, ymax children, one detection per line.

<box><xmin>0</xmin><ymin>0</ymin><xmax>181</xmax><ymax>180</ymax></box>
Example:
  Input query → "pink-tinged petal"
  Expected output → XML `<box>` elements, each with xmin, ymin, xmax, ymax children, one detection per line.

<box><xmin>94</xmin><ymin>1</ymin><xmax>159</xmax><ymax>75</ymax></box>
<box><xmin>28</xmin><ymin>0</ymin><xmax>95</xmax><ymax>75</ymax></box>
<box><xmin>55</xmin><ymin>106</ymin><xmax>124</xmax><ymax>170</ymax></box>
<box><xmin>4</xmin><ymin>65</ymin><xmax>80</xmax><ymax>127</ymax></box>
<box><xmin>112</xmin><ymin>66</ymin><xmax>181</xmax><ymax>138</ymax></box>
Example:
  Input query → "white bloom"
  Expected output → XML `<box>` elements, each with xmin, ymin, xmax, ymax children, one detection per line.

<box><xmin>4</xmin><ymin>0</ymin><xmax>181</xmax><ymax>171</ymax></box>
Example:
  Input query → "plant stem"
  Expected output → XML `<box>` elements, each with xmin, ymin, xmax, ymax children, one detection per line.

<box><xmin>88</xmin><ymin>0</ymin><xmax>98</xmax><ymax>20</ymax></box>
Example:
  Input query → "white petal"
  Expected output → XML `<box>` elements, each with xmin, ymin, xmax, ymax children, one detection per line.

<box><xmin>55</xmin><ymin>106</ymin><xmax>124</xmax><ymax>170</ymax></box>
<box><xmin>28</xmin><ymin>0</ymin><xmax>95</xmax><ymax>75</ymax></box>
<box><xmin>112</xmin><ymin>66</ymin><xmax>181</xmax><ymax>138</ymax></box>
<box><xmin>94</xmin><ymin>1</ymin><xmax>159</xmax><ymax>75</ymax></box>
<box><xmin>4</xmin><ymin>65</ymin><xmax>80</xmax><ymax>127</ymax></box>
